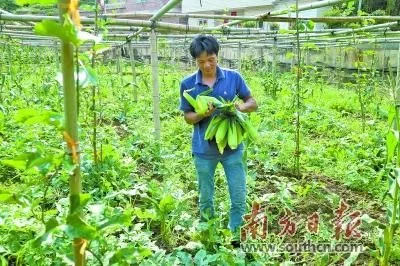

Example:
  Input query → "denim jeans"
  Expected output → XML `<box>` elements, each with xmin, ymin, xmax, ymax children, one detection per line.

<box><xmin>193</xmin><ymin>149</ymin><xmax>247</xmax><ymax>232</ymax></box>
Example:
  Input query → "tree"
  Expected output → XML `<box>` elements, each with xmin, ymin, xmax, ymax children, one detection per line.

<box><xmin>0</xmin><ymin>0</ymin><xmax>18</xmax><ymax>12</ymax></box>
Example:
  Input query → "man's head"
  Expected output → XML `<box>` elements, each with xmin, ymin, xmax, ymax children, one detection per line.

<box><xmin>189</xmin><ymin>35</ymin><xmax>220</xmax><ymax>58</ymax></box>
<box><xmin>190</xmin><ymin>35</ymin><xmax>220</xmax><ymax>77</ymax></box>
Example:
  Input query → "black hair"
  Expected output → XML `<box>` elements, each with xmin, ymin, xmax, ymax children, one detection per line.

<box><xmin>189</xmin><ymin>35</ymin><xmax>220</xmax><ymax>59</ymax></box>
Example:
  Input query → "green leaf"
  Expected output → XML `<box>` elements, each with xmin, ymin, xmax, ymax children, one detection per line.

<box><xmin>70</xmin><ymin>193</ymin><xmax>91</xmax><ymax>216</ymax></box>
<box><xmin>394</xmin><ymin>168</ymin><xmax>400</xmax><ymax>187</ymax></box>
<box><xmin>2</xmin><ymin>159</ymin><xmax>26</xmax><ymax>170</ymax></box>
<box><xmin>56</xmin><ymin>64</ymin><xmax>98</xmax><ymax>89</ymax></box>
<box><xmin>16</xmin><ymin>0</ymin><xmax>57</xmax><ymax>6</ymax></box>
<box><xmin>2</xmin><ymin>150</ymin><xmax>58</xmax><ymax>175</ymax></box>
<box><xmin>388</xmin><ymin>106</ymin><xmax>396</xmax><ymax>126</ymax></box>
<box><xmin>35</xmin><ymin>16</ymin><xmax>79</xmax><ymax>45</ymax></box>
<box><xmin>109</xmin><ymin>246</ymin><xmax>152</xmax><ymax>264</ymax></box>
<box><xmin>386</xmin><ymin>129</ymin><xmax>398</xmax><ymax>163</ymax></box>
<box><xmin>35</xmin><ymin>16</ymin><xmax>100</xmax><ymax>46</ymax></box>
<box><xmin>306</xmin><ymin>20</ymin><xmax>315</xmax><ymax>31</ymax></box>
<box><xmin>194</xmin><ymin>249</ymin><xmax>217</xmax><ymax>265</ymax></box>
<box><xmin>13</xmin><ymin>109</ymin><xmax>63</xmax><ymax>129</ymax></box>
<box><xmin>33</xmin><ymin>217</ymin><xmax>61</xmax><ymax>247</ymax></box>
<box><xmin>14</xmin><ymin>108</ymin><xmax>41</xmax><ymax>122</ymax></box>
<box><xmin>0</xmin><ymin>192</ymin><xmax>30</xmax><ymax>206</ymax></box>
<box><xmin>158</xmin><ymin>194</ymin><xmax>175</xmax><ymax>215</ymax></box>
<box><xmin>388</xmin><ymin>176</ymin><xmax>396</xmax><ymax>199</ymax></box>
<box><xmin>85</xmin><ymin>65</ymin><xmax>99</xmax><ymax>86</ymax></box>
<box><xmin>66</xmin><ymin>213</ymin><xmax>97</xmax><ymax>240</ymax></box>
<box><xmin>35</xmin><ymin>20</ymin><xmax>69</xmax><ymax>40</ymax></box>
<box><xmin>183</xmin><ymin>90</ymin><xmax>198</xmax><ymax>110</ymax></box>
<box><xmin>175</xmin><ymin>251</ymin><xmax>193</xmax><ymax>265</ymax></box>
<box><xmin>134</xmin><ymin>207</ymin><xmax>157</xmax><ymax>220</ymax></box>
<box><xmin>98</xmin><ymin>208</ymin><xmax>132</xmax><ymax>230</ymax></box>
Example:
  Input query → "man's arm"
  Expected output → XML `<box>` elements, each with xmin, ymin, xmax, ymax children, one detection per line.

<box><xmin>236</xmin><ymin>96</ymin><xmax>258</xmax><ymax>113</ymax></box>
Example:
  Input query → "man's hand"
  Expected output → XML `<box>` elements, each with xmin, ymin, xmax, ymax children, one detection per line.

<box><xmin>235</xmin><ymin>96</ymin><xmax>258</xmax><ymax>113</ymax></box>
<box><xmin>203</xmin><ymin>102</ymin><xmax>216</xmax><ymax>117</ymax></box>
<box><xmin>184</xmin><ymin>102</ymin><xmax>216</xmax><ymax>125</ymax></box>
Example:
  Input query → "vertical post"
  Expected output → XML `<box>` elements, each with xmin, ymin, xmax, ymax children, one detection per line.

<box><xmin>396</xmin><ymin>44</ymin><xmax>400</xmax><ymax>96</ymax></box>
<box><xmin>171</xmin><ymin>46</ymin><xmax>176</xmax><ymax>67</ymax></box>
<box><xmin>150</xmin><ymin>29</ymin><xmax>161</xmax><ymax>141</ymax></box>
<box><xmin>238</xmin><ymin>42</ymin><xmax>242</xmax><ymax>71</ymax></box>
<box><xmin>272</xmin><ymin>40</ymin><xmax>277</xmax><ymax>98</ymax></box>
<box><xmin>128</xmin><ymin>41</ymin><xmax>137</xmax><ymax>102</ymax></box>
<box><xmin>338</xmin><ymin>46</ymin><xmax>343</xmax><ymax>88</ymax></box>
<box><xmin>272</xmin><ymin>41</ymin><xmax>277</xmax><ymax>72</ymax></box>
<box><xmin>294</xmin><ymin>0</ymin><xmax>302</xmax><ymax>177</ymax></box>
<box><xmin>382</xmin><ymin>40</ymin><xmax>387</xmax><ymax>76</ymax></box>
<box><xmin>116</xmin><ymin>47</ymin><xmax>123</xmax><ymax>86</ymax></box>
<box><xmin>91</xmin><ymin>0</ymin><xmax>99</xmax><ymax>165</ymax></box>
<box><xmin>7</xmin><ymin>38</ymin><xmax>12</xmax><ymax>84</ymax></box>
<box><xmin>291</xmin><ymin>45</ymin><xmax>295</xmax><ymax>69</ymax></box>
<box><xmin>383</xmin><ymin>43</ymin><xmax>400</xmax><ymax>266</ymax></box>
<box><xmin>54</xmin><ymin>41</ymin><xmax>59</xmax><ymax>70</ymax></box>
<box><xmin>58</xmin><ymin>0</ymin><xmax>84</xmax><ymax>264</ymax></box>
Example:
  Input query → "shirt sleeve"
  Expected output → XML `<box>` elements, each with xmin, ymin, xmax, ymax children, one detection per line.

<box><xmin>179</xmin><ymin>81</ymin><xmax>194</xmax><ymax>112</ymax></box>
<box><xmin>236</xmin><ymin>72</ymin><xmax>251</xmax><ymax>100</ymax></box>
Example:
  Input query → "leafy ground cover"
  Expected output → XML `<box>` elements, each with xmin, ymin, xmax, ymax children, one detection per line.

<box><xmin>0</xmin><ymin>46</ymin><xmax>398</xmax><ymax>265</ymax></box>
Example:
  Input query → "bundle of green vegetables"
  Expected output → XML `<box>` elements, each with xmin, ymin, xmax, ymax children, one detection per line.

<box><xmin>183</xmin><ymin>88</ymin><xmax>257</xmax><ymax>154</ymax></box>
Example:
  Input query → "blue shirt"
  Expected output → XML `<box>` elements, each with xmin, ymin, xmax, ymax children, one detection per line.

<box><xmin>179</xmin><ymin>66</ymin><xmax>251</xmax><ymax>158</ymax></box>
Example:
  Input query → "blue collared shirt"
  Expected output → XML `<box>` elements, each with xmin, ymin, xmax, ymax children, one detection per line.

<box><xmin>179</xmin><ymin>66</ymin><xmax>251</xmax><ymax>157</ymax></box>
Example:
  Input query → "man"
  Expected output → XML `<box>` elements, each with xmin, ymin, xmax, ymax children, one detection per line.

<box><xmin>179</xmin><ymin>35</ymin><xmax>258</xmax><ymax>232</ymax></box>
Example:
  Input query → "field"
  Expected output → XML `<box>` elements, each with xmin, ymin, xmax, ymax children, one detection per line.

<box><xmin>0</xmin><ymin>42</ymin><xmax>399</xmax><ymax>265</ymax></box>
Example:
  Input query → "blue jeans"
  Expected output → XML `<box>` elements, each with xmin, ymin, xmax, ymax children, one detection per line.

<box><xmin>194</xmin><ymin>149</ymin><xmax>247</xmax><ymax>232</ymax></box>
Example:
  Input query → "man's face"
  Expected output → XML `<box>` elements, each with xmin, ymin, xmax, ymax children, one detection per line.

<box><xmin>196</xmin><ymin>52</ymin><xmax>218</xmax><ymax>76</ymax></box>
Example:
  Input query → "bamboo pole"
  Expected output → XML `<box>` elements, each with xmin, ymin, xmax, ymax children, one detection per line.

<box><xmin>0</xmin><ymin>8</ymin><xmax>33</xmax><ymax>26</ymax></box>
<box><xmin>238</xmin><ymin>42</ymin><xmax>242</xmax><ymax>71</ymax></box>
<box><xmin>127</xmin><ymin>0</ymin><xmax>182</xmax><ymax>39</ymax></box>
<box><xmin>0</xmin><ymin>13</ymin><xmax>206</xmax><ymax>32</ymax></box>
<box><xmin>54</xmin><ymin>40</ymin><xmax>59</xmax><ymax>70</ymax></box>
<box><xmin>7</xmin><ymin>37</ymin><xmax>12</xmax><ymax>84</ymax></box>
<box><xmin>128</xmin><ymin>40</ymin><xmax>138</xmax><ymax>102</ymax></box>
<box><xmin>220</xmin><ymin>0</ymin><xmax>355</xmax><ymax>28</ymax></box>
<box><xmin>294</xmin><ymin>0</ymin><xmax>302</xmax><ymax>177</ymax></box>
<box><xmin>4</xmin><ymin>13</ymin><xmax>400</xmax><ymax>26</ymax></box>
<box><xmin>91</xmin><ymin>0</ymin><xmax>99</xmax><ymax>165</ymax></box>
<box><xmin>150</xmin><ymin>29</ymin><xmax>161</xmax><ymax>141</ymax></box>
<box><xmin>58</xmin><ymin>0</ymin><xmax>84</xmax><ymax>264</ymax></box>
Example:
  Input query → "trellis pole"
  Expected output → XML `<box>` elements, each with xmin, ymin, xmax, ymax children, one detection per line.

<box><xmin>54</xmin><ymin>41</ymin><xmax>59</xmax><ymax>70</ymax></box>
<box><xmin>150</xmin><ymin>28</ymin><xmax>161</xmax><ymax>141</ymax></box>
<box><xmin>338</xmin><ymin>45</ymin><xmax>343</xmax><ymax>88</ymax></box>
<box><xmin>116</xmin><ymin>47</ymin><xmax>123</xmax><ymax>86</ymax></box>
<box><xmin>57</xmin><ymin>0</ymin><xmax>84</xmax><ymax>264</ymax></box>
<box><xmin>383</xmin><ymin>42</ymin><xmax>400</xmax><ymax>266</ymax></box>
<box><xmin>294</xmin><ymin>0</ymin><xmax>302</xmax><ymax>177</ymax></box>
<box><xmin>291</xmin><ymin>45</ymin><xmax>295</xmax><ymax>69</ymax></box>
<box><xmin>171</xmin><ymin>46</ymin><xmax>176</xmax><ymax>67</ymax></box>
<box><xmin>272</xmin><ymin>39</ymin><xmax>278</xmax><ymax>98</ymax></box>
<box><xmin>7</xmin><ymin>37</ymin><xmax>12</xmax><ymax>84</ymax></box>
<box><xmin>128</xmin><ymin>40</ymin><xmax>138</xmax><ymax>102</ymax></box>
<box><xmin>238</xmin><ymin>42</ymin><xmax>242</xmax><ymax>71</ymax></box>
<box><xmin>91</xmin><ymin>0</ymin><xmax>100</xmax><ymax>165</ymax></box>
